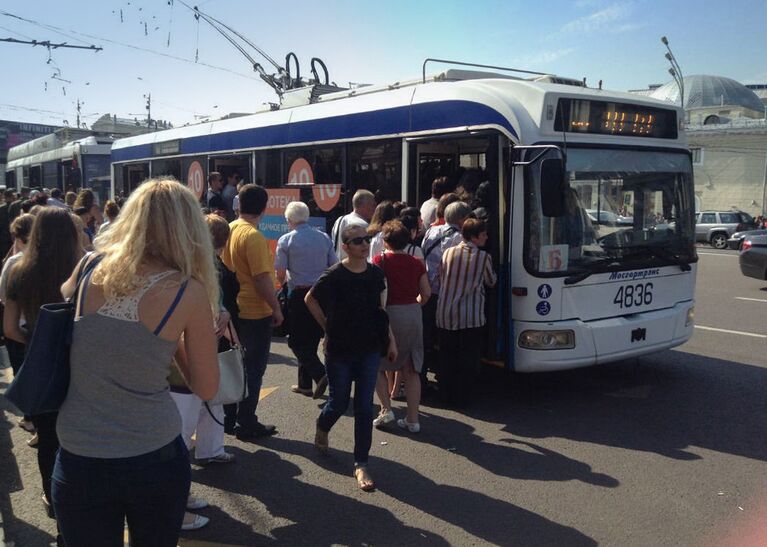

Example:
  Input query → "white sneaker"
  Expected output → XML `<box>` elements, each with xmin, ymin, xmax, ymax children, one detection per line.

<box><xmin>186</xmin><ymin>496</ymin><xmax>208</xmax><ymax>510</ymax></box>
<box><xmin>397</xmin><ymin>418</ymin><xmax>420</xmax><ymax>433</ymax></box>
<box><xmin>181</xmin><ymin>513</ymin><xmax>209</xmax><ymax>531</ymax></box>
<box><xmin>373</xmin><ymin>409</ymin><xmax>395</xmax><ymax>428</ymax></box>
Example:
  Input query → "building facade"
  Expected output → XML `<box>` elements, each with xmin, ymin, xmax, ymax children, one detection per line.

<box><xmin>631</xmin><ymin>75</ymin><xmax>767</xmax><ymax>215</ymax></box>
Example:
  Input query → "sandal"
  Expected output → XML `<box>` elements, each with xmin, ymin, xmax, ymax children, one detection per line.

<box><xmin>314</xmin><ymin>425</ymin><xmax>329</xmax><ymax>454</ymax></box>
<box><xmin>354</xmin><ymin>466</ymin><xmax>375</xmax><ymax>492</ymax></box>
<box><xmin>291</xmin><ymin>385</ymin><xmax>313</xmax><ymax>397</ymax></box>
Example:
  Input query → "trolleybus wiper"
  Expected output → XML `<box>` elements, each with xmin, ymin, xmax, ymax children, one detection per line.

<box><xmin>620</xmin><ymin>245</ymin><xmax>692</xmax><ymax>271</ymax></box>
<box><xmin>563</xmin><ymin>257</ymin><xmax>621</xmax><ymax>285</ymax></box>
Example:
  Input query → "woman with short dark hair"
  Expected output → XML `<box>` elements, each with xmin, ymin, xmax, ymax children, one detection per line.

<box><xmin>436</xmin><ymin>217</ymin><xmax>497</xmax><ymax>406</ymax></box>
<box><xmin>371</xmin><ymin>220</ymin><xmax>430</xmax><ymax>432</ymax></box>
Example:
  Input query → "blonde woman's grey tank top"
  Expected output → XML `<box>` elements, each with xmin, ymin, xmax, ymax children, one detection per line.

<box><xmin>57</xmin><ymin>270</ymin><xmax>188</xmax><ymax>458</ymax></box>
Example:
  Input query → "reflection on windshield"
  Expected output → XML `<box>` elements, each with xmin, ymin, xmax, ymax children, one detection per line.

<box><xmin>526</xmin><ymin>148</ymin><xmax>696</xmax><ymax>276</ymax></box>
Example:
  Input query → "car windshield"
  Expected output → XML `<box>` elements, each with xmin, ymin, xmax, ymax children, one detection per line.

<box><xmin>525</xmin><ymin>148</ymin><xmax>696</xmax><ymax>276</ymax></box>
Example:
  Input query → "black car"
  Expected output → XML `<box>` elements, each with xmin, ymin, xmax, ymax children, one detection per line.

<box><xmin>727</xmin><ymin>228</ymin><xmax>767</xmax><ymax>250</ymax></box>
<box><xmin>739</xmin><ymin>234</ymin><xmax>767</xmax><ymax>280</ymax></box>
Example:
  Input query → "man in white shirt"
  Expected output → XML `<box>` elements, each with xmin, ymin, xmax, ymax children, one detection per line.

<box><xmin>419</xmin><ymin>177</ymin><xmax>447</xmax><ymax>228</ymax></box>
<box><xmin>331</xmin><ymin>190</ymin><xmax>376</xmax><ymax>259</ymax></box>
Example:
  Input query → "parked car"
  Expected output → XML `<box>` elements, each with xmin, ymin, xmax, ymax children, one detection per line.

<box><xmin>739</xmin><ymin>234</ymin><xmax>767</xmax><ymax>280</ymax></box>
<box><xmin>727</xmin><ymin>228</ymin><xmax>767</xmax><ymax>250</ymax></box>
<box><xmin>695</xmin><ymin>211</ymin><xmax>757</xmax><ymax>249</ymax></box>
<box><xmin>586</xmin><ymin>209</ymin><xmax>633</xmax><ymax>226</ymax></box>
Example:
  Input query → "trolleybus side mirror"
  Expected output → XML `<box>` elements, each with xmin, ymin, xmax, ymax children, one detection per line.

<box><xmin>540</xmin><ymin>158</ymin><xmax>567</xmax><ymax>217</ymax></box>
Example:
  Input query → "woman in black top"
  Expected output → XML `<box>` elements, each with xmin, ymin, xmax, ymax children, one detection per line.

<box><xmin>305</xmin><ymin>224</ymin><xmax>397</xmax><ymax>491</ymax></box>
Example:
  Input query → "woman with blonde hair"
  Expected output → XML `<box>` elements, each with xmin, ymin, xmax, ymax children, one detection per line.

<box><xmin>53</xmin><ymin>178</ymin><xmax>220</xmax><ymax>546</ymax></box>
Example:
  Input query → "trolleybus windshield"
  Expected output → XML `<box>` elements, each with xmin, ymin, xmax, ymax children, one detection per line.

<box><xmin>525</xmin><ymin>148</ymin><xmax>695</xmax><ymax>277</ymax></box>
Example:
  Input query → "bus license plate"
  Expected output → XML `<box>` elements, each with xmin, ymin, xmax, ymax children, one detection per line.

<box><xmin>613</xmin><ymin>282</ymin><xmax>653</xmax><ymax>309</ymax></box>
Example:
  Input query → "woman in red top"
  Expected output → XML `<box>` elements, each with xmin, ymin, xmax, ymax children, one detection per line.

<box><xmin>372</xmin><ymin>220</ymin><xmax>431</xmax><ymax>432</ymax></box>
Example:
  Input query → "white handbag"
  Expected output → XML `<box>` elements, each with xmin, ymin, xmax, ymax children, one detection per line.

<box><xmin>210</xmin><ymin>323</ymin><xmax>248</xmax><ymax>406</ymax></box>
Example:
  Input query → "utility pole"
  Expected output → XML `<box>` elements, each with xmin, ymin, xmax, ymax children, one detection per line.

<box><xmin>76</xmin><ymin>99</ymin><xmax>82</xmax><ymax>128</ymax></box>
<box><xmin>661</xmin><ymin>36</ymin><xmax>685</xmax><ymax>121</ymax></box>
<box><xmin>144</xmin><ymin>93</ymin><xmax>152</xmax><ymax>129</ymax></box>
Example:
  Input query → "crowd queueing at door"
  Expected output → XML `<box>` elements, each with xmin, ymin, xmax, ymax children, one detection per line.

<box><xmin>0</xmin><ymin>171</ymin><xmax>496</xmax><ymax>546</ymax></box>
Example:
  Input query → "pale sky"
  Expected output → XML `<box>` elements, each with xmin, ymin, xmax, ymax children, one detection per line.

<box><xmin>1</xmin><ymin>0</ymin><xmax>765</xmax><ymax>127</ymax></box>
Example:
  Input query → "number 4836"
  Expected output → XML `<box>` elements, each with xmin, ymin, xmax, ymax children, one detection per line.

<box><xmin>614</xmin><ymin>283</ymin><xmax>653</xmax><ymax>309</ymax></box>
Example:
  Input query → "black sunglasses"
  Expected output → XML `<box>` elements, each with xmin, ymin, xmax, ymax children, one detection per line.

<box><xmin>344</xmin><ymin>235</ymin><xmax>372</xmax><ymax>246</ymax></box>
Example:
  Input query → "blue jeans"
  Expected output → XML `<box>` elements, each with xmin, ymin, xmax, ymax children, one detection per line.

<box><xmin>52</xmin><ymin>436</ymin><xmax>190</xmax><ymax>547</ymax></box>
<box><xmin>317</xmin><ymin>352</ymin><xmax>380</xmax><ymax>465</ymax></box>
<box><xmin>237</xmin><ymin>316</ymin><xmax>273</xmax><ymax>429</ymax></box>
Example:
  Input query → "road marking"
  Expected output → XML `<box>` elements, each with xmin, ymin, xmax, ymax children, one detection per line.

<box><xmin>697</xmin><ymin>252</ymin><xmax>738</xmax><ymax>257</ymax></box>
<box><xmin>695</xmin><ymin>325</ymin><xmax>767</xmax><ymax>339</ymax></box>
<box><xmin>735</xmin><ymin>297</ymin><xmax>767</xmax><ymax>303</ymax></box>
<box><xmin>260</xmin><ymin>386</ymin><xmax>279</xmax><ymax>400</ymax></box>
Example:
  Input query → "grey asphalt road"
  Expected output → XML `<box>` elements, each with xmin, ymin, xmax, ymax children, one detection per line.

<box><xmin>2</xmin><ymin>249</ymin><xmax>766</xmax><ymax>547</ymax></box>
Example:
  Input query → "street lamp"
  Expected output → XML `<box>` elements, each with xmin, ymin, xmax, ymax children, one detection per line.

<box><xmin>661</xmin><ymin>36</ymin><xmax>685</xmax><ymax>111</ymax></box>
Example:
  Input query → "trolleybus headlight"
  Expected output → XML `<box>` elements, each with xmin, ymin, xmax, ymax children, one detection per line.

<box><xmin>518</xmin><ymin>330</ymin><xmax>575</xmax><ymax>350</ymax></box>
<box><xmin>686</xmin><ymin>307</ymin><xmax>695</xmax><ymax>327</ymax></box>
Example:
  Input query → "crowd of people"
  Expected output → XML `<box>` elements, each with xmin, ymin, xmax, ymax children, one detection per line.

<box><xmin>1</xmin><ymin>172</ymin><xmax>496</xmax><ymax>546</ymax></box>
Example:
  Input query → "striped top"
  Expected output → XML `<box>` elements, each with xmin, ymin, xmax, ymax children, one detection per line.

<box><xmin>436</xmin><ymin>241</ymin><xmax>497</xmax><ymax>330</ymax></box>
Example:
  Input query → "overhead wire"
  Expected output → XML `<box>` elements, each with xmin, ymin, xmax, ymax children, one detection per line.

<box><xmin>0</xmin><ymin>9</ymin><xmax>96</xmax><ymax>46</ymax></box>
<box><xmin>0</xmin><ymin>23</ymin><xmax>34</xmax><ymax>40</ymax></box>
<box><xmin>176</xmin><ymin>0</ymin><xmax>281</xmax><ymax>71</ymax></box>
<box><xmin>0</xmin><ymin>8</ymin><xmax>258</xmax><ymax>81</ymax></box>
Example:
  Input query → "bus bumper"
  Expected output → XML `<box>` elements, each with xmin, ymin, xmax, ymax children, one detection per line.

<box><xmin>512</xmin><ymin>301</ymin><xmax>695</xmax><ymax>372</ymax></box>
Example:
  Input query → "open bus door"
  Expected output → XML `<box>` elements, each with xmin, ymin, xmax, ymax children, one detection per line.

<box><xmin>406</xmin><ymin>133</ymin><xmax>506</xmax><ymax>364</ymax></box>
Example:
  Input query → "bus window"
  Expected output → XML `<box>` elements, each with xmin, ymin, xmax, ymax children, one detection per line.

<box><xmin>210</xmin><ymin>154</ymin><xmax>251</xmax><ymax>187</ymax></box>
<box><xmin>82</xmin><ymin>155</ymin><xmax>111</xmax><ymax>188</ymax></box>
<box><xmin>348</xmin><ymin>139</ymin><xmax>401</xmax><ymax>203</ymax></box>
<box><xmin>284</xmin><ymin>146</ymin><xmax>342</xmax><ymax>186</ymax></box>
<box><xmin>282</xmin><ymin>146</ymin><xmax>344</xmax><ymax>233</ymax></box>
<box><xmin>26</xmin><ymin>166</ymin><xmax>42</xmax><ymax>188</ymax></box>
<box><xmin>62</xmin><ymin>160</ymin><xmax>80</xmax><ymax>191</ymax></box>
<box><xmin>42</xmin><ymin>161</ymin><xmax>59</xmax><ymax>189</ymax></box>
<box><xmin>255</xmin><ymin>149</ymin><xmax>281</xmax><ymax>188</ymax></box>
<box><xmin>151</xmin><ymin>159</ymin><xmax>181</xmax><ymax>180</ymax></box>
<box><xmin>123</xmin><ymin>163</ymin><xmax>149</xmax><ymax>195</ymax></box>
<box><xmin>6</xmin><ymin>170</ymin><xmax>16</xmax><ymax>190</ymax></box>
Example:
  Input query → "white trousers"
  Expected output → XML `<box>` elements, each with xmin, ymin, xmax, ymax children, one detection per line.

<box><xmin>170</xmin><ymin>392</ymin><xmax>225</xmax><ymax>460</ymax></box>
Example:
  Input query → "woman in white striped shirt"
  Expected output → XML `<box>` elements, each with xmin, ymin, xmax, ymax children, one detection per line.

<box><xmin>436</xmin><ymin>218</ymin><xmax>497</xmax><ymax>406</ymax></box>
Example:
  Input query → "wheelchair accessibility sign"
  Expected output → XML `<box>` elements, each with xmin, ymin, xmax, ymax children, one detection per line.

<box><xmin>536</xmin><ymin>301</ymin><xmax>551</xmax><ymax>316</ymax></box>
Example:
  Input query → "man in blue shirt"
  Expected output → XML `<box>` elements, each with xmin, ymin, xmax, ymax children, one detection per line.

<box><xmin>275</xmin><ymin>201</ymin><xmax>338</xmax><ymax>397</ymax></box>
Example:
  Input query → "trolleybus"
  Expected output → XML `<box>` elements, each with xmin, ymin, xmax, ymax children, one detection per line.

<box><xmin>110</xmin><ymin>65</ymin><xmax>697</xmax><ymax>372</ymax></box>
<box><xmin>6</xmin><ymin>128</ymin><xmax>114</xmax><ymax>203</ymax></box>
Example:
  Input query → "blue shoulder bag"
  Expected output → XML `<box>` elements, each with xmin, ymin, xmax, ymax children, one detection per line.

<box><xmin>5</xmin><ymin>254</ymin><xmax>102</xmax><ymax>415</ymax></box>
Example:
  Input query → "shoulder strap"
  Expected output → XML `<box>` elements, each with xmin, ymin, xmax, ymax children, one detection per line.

<box><xmin>332</xmin><ymin>215</ymin><xmax>343</xmax><ymax>251</ymax></box>
<box><xmin>75</xmin><ymin>254</ymin><xmax>104</xmax><ymax>318</ymax></box>
<box><xmin>423</xmin><ymin>227</ymin><xmax>458</xmax><ymax>260</ymax></box>
<box><xmin>153</xmin><ymin>280</ymin><xmax>189</xmax><ymax>336</ymax></box>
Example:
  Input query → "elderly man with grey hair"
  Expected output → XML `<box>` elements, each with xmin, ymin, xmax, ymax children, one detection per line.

<box><xmin>330</xmin><ymin>189</ymin><xmax>376</xmax><ymax>260</ymax></box>
<box><xmin>275</xmin><ymin>201</ymin><xmax>338</xmax><ymax>397</ymax></box>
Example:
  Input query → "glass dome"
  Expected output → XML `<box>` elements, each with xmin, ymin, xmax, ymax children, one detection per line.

<box><xmin>650</xmin><ymin>75</ymin><xmax>764</xmax><ymax>112</ymax></box>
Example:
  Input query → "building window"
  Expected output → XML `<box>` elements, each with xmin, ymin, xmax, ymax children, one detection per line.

<box><xmin>691</xmin><ymin>147</ymin><xmax>703</xmax><ymax>165</ymax></box>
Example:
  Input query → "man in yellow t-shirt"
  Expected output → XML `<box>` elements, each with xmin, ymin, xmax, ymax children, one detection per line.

<box><xmin>222</xmin><ymin>184</ymin><xmax>283</xmax><ymax>439</ymax></box>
